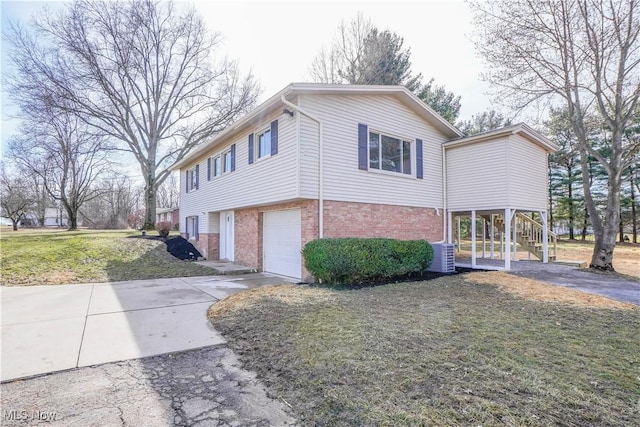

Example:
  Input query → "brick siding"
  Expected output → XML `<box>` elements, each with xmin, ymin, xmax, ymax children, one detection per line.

<box><xmin>231</xmin><ymin>199</ymin><xmax>441</xmax><ymax>280</ymax></box>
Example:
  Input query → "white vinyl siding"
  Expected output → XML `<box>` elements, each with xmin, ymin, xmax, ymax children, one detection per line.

<box><xmin>507</xmin><ymin>134</ymin><xmax>549</xmax><ymax>210</ymax></box>
<box><xmin>297</xmin><ymin>94</ymin><xmax>446</xmax><ymax>208</ymax></box>
<box><xmin>180</xmin><ymin>115</ymin><xmax>297</xmax><ymax>233</ymax></box>
<box><xmin>446</xmin><ymin>135</ymin><xmax>549</xmax><ymax>211</ymax></box>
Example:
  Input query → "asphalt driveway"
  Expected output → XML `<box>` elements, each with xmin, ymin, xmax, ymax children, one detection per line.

<box><xmin>507</xmin><ymin>261</ymin><xmax>640</xmax><ymax>305</ymax></box>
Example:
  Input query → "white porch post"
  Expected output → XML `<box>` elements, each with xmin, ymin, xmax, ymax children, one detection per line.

<box><xmin>482</xmin><ymin>217</ymin><xmax>486</xmax><ymax>259</ymax></box>
<box><xmin>447</xmin><ymin>211</ymin><xmax>453</xmax><ymax>244</ymax></box>
<box><xmin>512</xmin><ymin>212</ymin><xmax>518</xmax><ymax>261</ymax></box>
<box><xmin>471</xmin><ymin>210</ymin><xmax>477</xmax><ymax>268</ymax></box>
<box><xmin>504</xmin><ymin>208</ymin><xmax>511</xmax><ymax>270</ymax></box>
<box><xmin>540</xmin><ymin>210</ymin><xmax>549</xmax><ymax>263</ymax></box>
<box><xmin>490</xmin><ymin>214</ymin><xmax>495</xmax><ymax>259</ymax></box>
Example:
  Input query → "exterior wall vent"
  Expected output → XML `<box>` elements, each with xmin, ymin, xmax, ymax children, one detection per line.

<box><xmin>428</xmin><ymin>243</ymin><xmax>455</xmax><ymax>273</ymax></box>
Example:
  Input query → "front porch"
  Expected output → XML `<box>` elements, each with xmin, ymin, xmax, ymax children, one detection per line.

<box><xmin>448</xmin><ymin>208</ymin><xmax>557</xmax><ymax>271</ymax></box>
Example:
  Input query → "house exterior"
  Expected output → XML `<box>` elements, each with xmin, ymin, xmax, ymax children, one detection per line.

<box><xmin>173</xmin><ymin>83</ymin><xmax>557</xmax><ymax>280</ymax></box>
<box><xmin>156</xmin><ymin>207</ymin><xmax>179</xmax><ymax>229</ymax></box>
<box><xmin>44</xmin><ymin>207</ymin><xmax>68</xmax><ymax>227</ymax></box>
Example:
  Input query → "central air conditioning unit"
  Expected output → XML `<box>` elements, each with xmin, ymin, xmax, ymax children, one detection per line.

<box><xmin>428</xmin><ymin>243</ymin><xmax>456</xmax><ymax>273</ymax></box>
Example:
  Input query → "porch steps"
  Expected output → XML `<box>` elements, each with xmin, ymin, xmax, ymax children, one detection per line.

<box><xmin>553</xmin><ymin>259</ymin><xmax>588</xmax><ymax>268</ymax></box>
<box><xmin>491</xmin><ymin>213</ymin><xmax>557</xmax><ymax>262</ymax></box>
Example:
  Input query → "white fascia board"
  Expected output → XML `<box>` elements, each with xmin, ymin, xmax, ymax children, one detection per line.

<box><xmin>444</xmin><ymin>123</ymin><xmax>559</xmax><ymax>152</ymax></box>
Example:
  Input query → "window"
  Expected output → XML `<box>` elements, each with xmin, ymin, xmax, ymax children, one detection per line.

<box><xmin>256</xmin><ymin>128</ymin><xmax>271</xmax><ymax>159</ymax></box>
<box><xmin>186</xmin><ymin>166</ymin><xmax>198</xmax><ymax>191</ymax></box>
<box><xmin>223</xmin><ymin>150</ymin><xmax>232</xmax><ymax>173</ymax></box>
<box><xmin>368</xmin><ymin>131</ymin><xmax>412</xmax><ymax>175</ymax></box>
<box><xmin>212</xmin><ymin>155</ymin><xmax>221</xmax><ymax>177</ymax></box>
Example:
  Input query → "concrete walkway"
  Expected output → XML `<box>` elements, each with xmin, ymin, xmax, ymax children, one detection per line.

<box><xmin>1</xmin><ymin>274</ymin><xmax>290</xmax><ymax>382</ymax></box>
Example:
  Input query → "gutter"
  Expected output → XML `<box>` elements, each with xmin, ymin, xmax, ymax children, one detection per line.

<box><xmin>280</xmin><ymin>95</ymin><xmax>325</xmax><ymax>238</ymax></box>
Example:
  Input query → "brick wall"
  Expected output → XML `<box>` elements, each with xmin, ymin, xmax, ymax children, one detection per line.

<box><xmin>323</xmin><ymin>200</ymin><xmax>442</xmax><ymax>241</ymax></box>
<box><xmin>231</xmin><ymin>199</ymin><xmax>440</xmax><ymax>280</ymax></box>
<box><xmin>191</xmin><ymin>232</ymin><xmax>219</xmax><ymax>260</ymax></box>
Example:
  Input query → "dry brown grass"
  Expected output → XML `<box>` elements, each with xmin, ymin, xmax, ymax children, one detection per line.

<box><xmin>464</xmin><ymin>271</ymin><xmax>636</xmax><ymax>310</ymax></box>
<box><xmin>210</xmin><ymin>277</ymin><xmax>640</xmax><ymax>426</ymax></box>
<box><xmin>208</xmin><ymin>284</ymin><xmax>335</xmax><ymax>318</ymax></box>
<box><xmin>556</xmin><ymin>241</ymin><xmax>640</xmax><ymax>278</ymax></box>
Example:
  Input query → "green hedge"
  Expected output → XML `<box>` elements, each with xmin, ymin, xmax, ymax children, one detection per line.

<box><xmin>302</xmin><ymin>238</ymin><xmax>434</xmax><ymax>285</ymax></box>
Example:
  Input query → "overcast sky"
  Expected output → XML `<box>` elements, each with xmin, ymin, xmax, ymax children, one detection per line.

<box><xmin>1</xmin><ymin>0</ymin><xmax>496</xmax><ymax>162</ymax></box>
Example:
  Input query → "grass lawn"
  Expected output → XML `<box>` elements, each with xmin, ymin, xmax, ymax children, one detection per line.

<box><xmin>209</xmin><ymin>274</ymin><xmax>640</xmax><ymax>426</ymax></box>
<box><xmin>0</xmin><ymin>229</ymin><xmax>214</xmax><ymax>286</ymax></box>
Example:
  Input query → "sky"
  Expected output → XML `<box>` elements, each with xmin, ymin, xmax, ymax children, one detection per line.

<box><xmin>0</xmin><ymin>0</ymin><xmax>495</xmax><ymax>168</ymax></box>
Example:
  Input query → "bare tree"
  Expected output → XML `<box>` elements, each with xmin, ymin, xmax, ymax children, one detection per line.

<box><xmin>309</xmin><ymin>13</ymin><xmax>421</xmax><ymax>90</ymax></box>
<box><xmin>310</xmin><ymin>13</ymin><xmax>372</xmax><ymax>84</ymax></box>
<box><xmin>469</xmin><ymin>0</ymin><xmax>640</xmax><ymax>270</ymax></box>
<box><xmin>156</xmin><ymin>173</ymin><xmax>180</xmax><ymax>208</ymax></box>
<box><xmin>6</xmin><ymin>0</ymin><xmax>259</xmax><ymax>229</ymax></box>
<box><xmin>458</xmin><ymin>110</ymin><xmax>512</xmax><ymax>136</ymax></box>
<box><xmin>80</xmin><ymin>174</ymin><xmax>142</xmax><ymax>229</ymax></box>
<box><xmin>9</xmin><ymin>112</ymin><xmax>110</xmax><ymax>230</ymax></box>
<box><xmin>1</xmin><ymin>166</ymin><xmax>34</xmax><ymax>231</ymax></box>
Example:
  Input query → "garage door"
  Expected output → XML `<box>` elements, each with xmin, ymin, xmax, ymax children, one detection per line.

<box><xmin>263</xmin><ymin>209</ymin><xmax>301</xmax><ymax>279</ymax></box>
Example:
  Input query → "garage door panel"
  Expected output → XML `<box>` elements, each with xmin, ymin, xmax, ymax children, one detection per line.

<box><xmin>263</xmin><ymin>210</ymin><xmax>301</xmax><ymax>279</ymax></box>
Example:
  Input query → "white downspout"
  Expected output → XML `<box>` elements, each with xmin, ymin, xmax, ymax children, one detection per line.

<box><xmin>441</xmin><ymin>144</ymin><xmax>448</xmax><ymax>243</ymax></box>
<box><xmin>281</xmin><ymin>95</ymin><xmax>324</xmax><ymax>238</ymax></box>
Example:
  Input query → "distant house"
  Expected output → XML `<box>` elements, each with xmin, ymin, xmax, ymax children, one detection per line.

<box><xmin>44</xmin><ymin>208</ymin><xmax>67</xmax><ymax>227</ymax></box>
<box><xmin>156</xmin><ymin>207</ymin><xmax>179</xmax><ymax>229</ymax></box>
<box><xmin>172</xmin><ymin>83</ymin><xmax>557</xmax><ymax>280</ymax></box>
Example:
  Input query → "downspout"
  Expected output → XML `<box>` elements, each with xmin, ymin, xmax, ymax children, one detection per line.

<box><xmin>440</xmin><ymin>143</ymin><xmax>448</xmax><ymax>243</ymax></box>
<box><xmin>281</xmin><ymin>95</ymin><xmax>324</xmax><ymax>238</ymax></box>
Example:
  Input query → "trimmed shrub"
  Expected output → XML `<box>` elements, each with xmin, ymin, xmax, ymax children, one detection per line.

<box><xmin>302</xmin><ymin>238</ymin><xmax>434</xmax><ymax>285</ymax></box>
<box><xmin>155</xmin><ymin>221</ymin><xmax>172</xmax><ymax>238</ymax></box>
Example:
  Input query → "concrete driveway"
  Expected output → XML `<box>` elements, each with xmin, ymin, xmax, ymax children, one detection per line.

<box><xmin>1</xmin><ymin>274</ymin><xmax>288</xmax><ymax>382</ymax></box>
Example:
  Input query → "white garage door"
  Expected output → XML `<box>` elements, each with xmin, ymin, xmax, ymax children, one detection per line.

<box><xmin>263</xmin><ymin>209</ymin><xmax>301</xmax><ymax>279</ymax></box>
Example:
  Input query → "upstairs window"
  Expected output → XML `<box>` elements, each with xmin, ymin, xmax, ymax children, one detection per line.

<box><xmin>368</xmin><ymin>131</ymin><xmax>412</xmax><ymax>175</ymax></box>
<box><xmin>223</xmin><ymin>150</ymin><xmax>232</xmax><ymax>173</ymax></box>
<box><xmin>186</xmin><ymin>165</ymin><xmax>199</xmax><ymax>192</ymax></box>
<box><xmin>257</xmin><ymin>128</ymin><xmax>271</xmax><ymax>159</ymax></box>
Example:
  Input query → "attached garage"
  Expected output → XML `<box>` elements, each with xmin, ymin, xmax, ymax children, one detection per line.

<box><xmin>263</xmin><ymin>209</ymin><xmax>302</xmax><ymax>279</ymax></box>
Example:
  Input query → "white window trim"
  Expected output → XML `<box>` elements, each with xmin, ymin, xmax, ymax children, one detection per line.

<box><xmin>254</xmin><ymin>127</ymin><xmax>272</xmax><ymax>162</ymax></box>
<box><xmin>368</xmin><ymin>129</ymin><xmax>415</xmax><ymax>178</ymax></box>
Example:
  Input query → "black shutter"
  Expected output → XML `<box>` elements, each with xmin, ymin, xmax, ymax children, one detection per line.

<box><xmin>358</xmin><ymin>123</ymin><xmax>368</xmax><ymax>170</ymax></box>
<box><xmin>248</xmin><ymin>134</ymin><xmax>254</xmax><ymax>164</ymax></box>
<box><xmin>195</xmin><ymin>164</ymin><xmax>200</xmax><ymax>189</ymax></box>
<box><xmin>185</xmin><ymin>217</ymin><xmax>189</xmax><ymax>239</ymax></box>
<box><xmin>416</xmin><ymin>139</ymin><xmax>423</xmax><ymax>179</ymax></box>
<box><xmin>194</xmin><ymin>216</ymin><xmax>199</xmax><ymax>241</ymax></box>
<box><xmin>270</xmin><ymin>120</ymin><xmax>278</xmax><ymax>155</ymax></box>
<box><xmin>207</xmin><ymin>158</ymin><xmax>211</xmax><ymax>180</ymax></box>
<box><xmin>230</xmin><ymin>144</ymin><xmax>236</xmax><ymax>172</ymax></box>
<box><xmin>185</xmin><ymin>170</ymin><xmax>189</xmax><ymax>193</ymax></box>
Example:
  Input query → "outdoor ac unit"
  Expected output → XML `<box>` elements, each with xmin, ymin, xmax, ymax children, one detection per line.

<box><xmin>428</xmin><ymin>243</ymin><xmax>456</xmax><ymax>273</ymax></box>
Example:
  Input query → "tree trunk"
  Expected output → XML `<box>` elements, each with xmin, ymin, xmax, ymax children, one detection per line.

<box><xmin>12</xmin><ymin>219</ymin><xmax>19</xmax><ymax>231</ymax></box>
<box><xmin>592</xmin><ymin>226</ymin><xmax>617</xmax><ymax>271</ymax></box>
<box><xmin>581</xmin><ymin>207</ymin><xmax>588</xmax><ymax>241</ymax></box>
<box><xmin>568</xmin><ymin>167</ymin><xmax>575</xmax><ymax>240</ymax></box>
<box><xmin>143</xmin><ymin>182</ymin><xmax>157</xmax><ymax>230</ymax></box>
<box><xmin>632</xmin><ymin>172</ymin><xmax>637</xmax><ymax>244</ymax></box>
<box><xmin>619</xmin><ymin>205</ymin><xmax>624</xmax><ymax>243</ymax></box>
